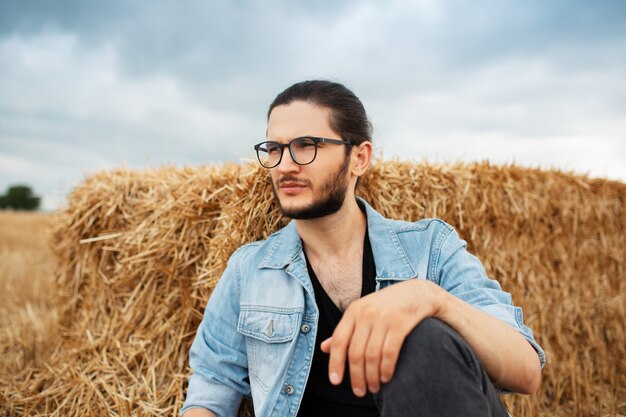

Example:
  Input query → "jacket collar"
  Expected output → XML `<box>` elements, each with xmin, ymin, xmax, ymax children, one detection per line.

<box><xmin>258</xmin><ymin>220</ymin><xmax>303</xmax><ymax>270</ymax></box>
<box><xmin>258</xmin><ymin>197</ymin><xmax>416</xmax><ymax>280</ymax></box>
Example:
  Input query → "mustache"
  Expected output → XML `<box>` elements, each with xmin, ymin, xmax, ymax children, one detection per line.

<box><xmin>276</xmin><ymin>176</ymin><xmax>310</xmax><ymax>186</ymax></box>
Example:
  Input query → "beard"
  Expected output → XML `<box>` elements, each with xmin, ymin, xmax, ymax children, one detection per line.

<box><xmin>272</xmin><ymin>154</ymin><xmax>351</xmax><ymax>220</ymax></box>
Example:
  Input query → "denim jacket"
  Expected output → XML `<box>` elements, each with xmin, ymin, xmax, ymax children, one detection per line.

<box><xmin>182</xmin><ymin>198</ymin><xmax>546</xmax><ymax>417</ymax></box>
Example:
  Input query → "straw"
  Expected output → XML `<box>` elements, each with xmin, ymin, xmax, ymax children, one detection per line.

<box><xmin>1</xmin><ymin>161</ymin><xmax>624</xmax><ymax>417</ymax></box>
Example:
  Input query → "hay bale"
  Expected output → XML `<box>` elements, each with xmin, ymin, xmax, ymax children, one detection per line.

<box><xmin>1</xmin><ymin>160</ymin><xmax>624</xmax><ymax>417</ymax></box>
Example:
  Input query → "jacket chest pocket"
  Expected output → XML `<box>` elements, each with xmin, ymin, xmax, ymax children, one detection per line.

<box><xmin>237</xmin><ymin>308</ymin><xmax>301</xmax><ymax>392</ymax></box>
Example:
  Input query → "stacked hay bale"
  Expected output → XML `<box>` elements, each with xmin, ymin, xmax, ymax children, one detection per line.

<box><xmin>1</xmin><ymin>161</ymin><xmax>624</xmax><ymax>416</ymax></box>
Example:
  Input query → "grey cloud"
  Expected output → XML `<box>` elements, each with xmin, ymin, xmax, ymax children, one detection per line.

<box><xmin>2</xmin><ymin>0</ymin><xmax>624</xmax><ymax>116</ymax></box>
<box><xmin>1</xmin><ymin>1</ymin><xmax>625</xmax><ymax>210</ymax></box>
<box><xmin>4</xmin><ymin>1</ymin><xmax>625</xmax><ymax>89</ymax></box>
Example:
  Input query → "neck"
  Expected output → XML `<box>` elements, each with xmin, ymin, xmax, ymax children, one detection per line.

<box><xmin>295</xmin><ymin>195</ymin><xmax>367</xmax><ymax>260</ymax></box>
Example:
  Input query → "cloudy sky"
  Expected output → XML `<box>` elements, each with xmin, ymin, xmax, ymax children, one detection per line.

<box><xmin>1</xmin><ymin>1</ymin><xmax>625</xmax><ymax>211</ymax></box>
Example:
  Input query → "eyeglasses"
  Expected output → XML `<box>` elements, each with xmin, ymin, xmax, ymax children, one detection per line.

<box><xmin>254</xmin><ymin>136</ymin><xmax>352</xmax><ymax>169</ymax></box>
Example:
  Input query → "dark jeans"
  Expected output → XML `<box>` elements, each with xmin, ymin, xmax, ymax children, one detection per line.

<box><xmin>373</xmin><ymin>318</ymin><xmax>510</xmax><ymax>417</ymax></box>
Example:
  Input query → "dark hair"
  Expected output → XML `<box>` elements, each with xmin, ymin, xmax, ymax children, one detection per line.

<box><xmin>268</xmin><ymin>80</ymin><xmax>372</xmax><ymax>147</ymax></box>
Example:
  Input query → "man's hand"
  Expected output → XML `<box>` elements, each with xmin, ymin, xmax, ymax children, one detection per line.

<box><xmin>320</xmin><ymin>279</ymin><xmax>443</xmax><ymax>397</ymax></box>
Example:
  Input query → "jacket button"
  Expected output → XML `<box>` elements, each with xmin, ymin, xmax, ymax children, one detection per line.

<box><xmin>300</xmin><ymin>324</ymin><xmax>311</xmax><ymax>334</ymax></box>
<box><xmin>285</xmin><ymin>384</ymin><xmax>295</xmax><ymax>395</ymax></box>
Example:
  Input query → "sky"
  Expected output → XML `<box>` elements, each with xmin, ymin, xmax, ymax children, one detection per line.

<box><xmin>1</xmin><ymin>0</ymin><xmax>625</xmax><ymax>211</ymax></box>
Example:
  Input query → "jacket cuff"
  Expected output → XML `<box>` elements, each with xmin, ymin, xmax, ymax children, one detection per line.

<box><xmin>181</xmin><ymin>372</ymin><xmax>243</xmax><ymax>417</ymax></box>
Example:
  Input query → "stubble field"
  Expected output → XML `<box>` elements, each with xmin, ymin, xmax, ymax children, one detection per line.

<box><xmin>0</xmin><ymin>211</ymin><xmax>60</xmax><ymax>380</ymax></box>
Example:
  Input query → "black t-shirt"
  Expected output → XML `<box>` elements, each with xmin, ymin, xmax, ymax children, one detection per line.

<box><xmin>297</xmin><ymin>227</ymin><xmax>379</xmax><ymax>417</ymax></box>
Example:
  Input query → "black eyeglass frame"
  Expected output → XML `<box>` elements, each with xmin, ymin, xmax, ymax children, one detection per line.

<box><xmin>254</xmin><ymin>136</ymin><xmax>352</xmax><ymax>168</ymax></box>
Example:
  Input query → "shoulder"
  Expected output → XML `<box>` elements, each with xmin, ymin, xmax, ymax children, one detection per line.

<box><xmin>360</xmin><ymin>198</ymin><xmax>451</xmax><ymax>239</ymax></box>
<box><xmin>383</xmin><ymin>216</ymin><xmax>456</xmax><ymax>245</ymax></box>
<box><xmin>228</xmin><ymin>225</ymin><xmax>289</xmax><ymax>264</ymax></box>
<box><xmin>384</xmin><ymin>216</ymin><xmax>464</xmax><ymax>263</ymax></box>
<box><xmin>390</xmin><ymin>217</ymin><xmax>454</xmax><ymax>235</ymax></box>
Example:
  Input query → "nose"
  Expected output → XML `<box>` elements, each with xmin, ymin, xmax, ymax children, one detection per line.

<box><xmin>275</xmin><ymin>146</ymin><xmax>300</xmax><ymax>174</ymax></box>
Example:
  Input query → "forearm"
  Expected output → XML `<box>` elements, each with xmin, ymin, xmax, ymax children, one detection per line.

<box><xmin>436</xmin><ymin>287</ymin><xmax>542</xmax><ymax>394</ymax></box>
<box><xmin>182</xmin><ymin>408</ymin><xmax>217</xmax><ymax>417</ymax></box>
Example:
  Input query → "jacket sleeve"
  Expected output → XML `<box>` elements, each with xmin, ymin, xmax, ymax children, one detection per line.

<box><xmin>181</xmin><ymin>248</ymin><xmax>251</xmax><ymax>417</ymax></box>
<box><xmin>433</xmin><ymin>223</ymin><xmax>546</xmax><ymax>369</ymax></box>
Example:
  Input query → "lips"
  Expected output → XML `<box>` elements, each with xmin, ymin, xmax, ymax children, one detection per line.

<box><xmin>278</xmin><ymin>179</ymin><xmax>308</xmax><ymax>194</ymax></box>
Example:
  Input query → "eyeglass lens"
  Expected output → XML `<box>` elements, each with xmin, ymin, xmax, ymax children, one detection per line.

<box><xmin>257</xmin><ymin>137</ymin><xmax>317</xmax><ymax>167</ymax></box>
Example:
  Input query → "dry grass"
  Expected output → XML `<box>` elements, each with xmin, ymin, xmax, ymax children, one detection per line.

<box><xmin>0</xmin><ymin>211</ymin><xmax>60</xmax><ymax>378</ymax></box>
<box><xmin>0</xmin><ymin>161</ymin><xmax>624</xmax><ymax>416</ymax></box>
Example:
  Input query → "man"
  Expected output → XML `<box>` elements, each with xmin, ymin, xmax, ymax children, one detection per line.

<box><xmin>182</xmin><ymin>80</ymin><xmax>546</xmax><ymax>417</ymax></box>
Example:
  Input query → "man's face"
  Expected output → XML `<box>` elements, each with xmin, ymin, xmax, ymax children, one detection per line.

<box><xmin>266</xmin><ymin>101</ymin><xmax>352</xmax><ymax>219</ymax></box>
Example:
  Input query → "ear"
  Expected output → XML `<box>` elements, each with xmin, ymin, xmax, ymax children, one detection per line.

<box><xmin>351</xmin><ymin>141</ymin><xmax>373</xmax><ymax>177</ymax></box>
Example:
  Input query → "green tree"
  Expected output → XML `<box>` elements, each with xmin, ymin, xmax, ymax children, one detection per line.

<box><xmin>0</xmin><ymin>185</ymin><xmax>41</xmax><ymax>211</ymax></box>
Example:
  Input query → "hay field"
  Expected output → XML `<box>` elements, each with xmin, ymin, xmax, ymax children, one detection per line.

<box><xmin>1</xmin><ymin>161</ymin><xmax>625</xmax><ymax>417</ymax></box>
<box><xmin>0</xmin><ymin>211</ymin><xmax>59</xmax><ymax>379</ymax></box>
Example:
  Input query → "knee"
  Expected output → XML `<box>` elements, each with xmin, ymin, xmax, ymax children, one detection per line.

<box><xmin>398</xmin><ymin>317</ymin><xmax>478</xmax><ymax>373</ymax></box>
<box><xmin>407</xmin><ymin>317</ymin><xmax>457</xmax><ymax>351</ymax></box>
<box><xmin>376</xmin><ymin>319</ymin><xmax>506</xmax><ymax>417</ymax></box>
<box><xmin>375</xmin><ymin>318</ymin><xmax>474</xmax><ymax>405</ymax></box>
<box><xmin>412</xmin><ymin>317</ymin><xmax>450</xmax><ymax>337</ymax></box>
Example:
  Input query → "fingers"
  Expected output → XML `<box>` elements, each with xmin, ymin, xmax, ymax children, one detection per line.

<box><xmin>320</xmin><ymin>337</ymin><xmax>332</xmax><ymax>353</ymax></box>
<box><xmin>322</xmin><ymin>282</ymin><xmax>426</xmax><ymax>398</ymax></box>
<box><xmin>327</xmin><ymin>315</ymin><xmax>355</xmax><ymax>386</ymax></box>
<box><xmin>379</xmin><ymin>329</ymin><xmax>406</xmax><ymax>384</ymax></box>
<box><xmin>327</xmin><ymin>304</ymin><xmax>391</xmax><ymax>397</ymax></box>
<box><xmin>364</xmin><ymin>326</ymin><xmax>387</xmax><ymax>393</ymax></box>
<box><xmin>346</xmin><ymin>322</ymin><xmax>411</xmax><ymax>394</ymax></box>
<box><xmin>347</xmin><ymin>320</ymin><xmax>373</xmax><ymax>397</ymax></box>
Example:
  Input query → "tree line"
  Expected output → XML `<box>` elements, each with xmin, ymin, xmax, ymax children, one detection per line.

<box><xmin>0</xmin><ymin>185</ymin><xmax>41</xmax><ymax>211</ymax></box>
